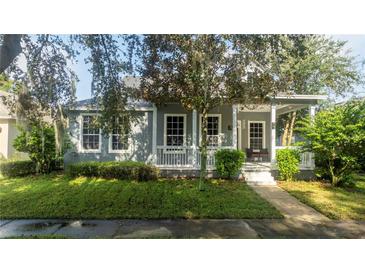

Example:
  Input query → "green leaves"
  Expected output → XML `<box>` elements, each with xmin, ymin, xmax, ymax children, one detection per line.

<box><xmin>296</xmin><ymin>100</ymin><xmax>365</xmax><ymax>186</ymax></box>
<box><xmin>13</xmin><ymin>123</ymin><xmax>57</xmax><ymax>173</ymax></box>
<box><xmin>276</xmin><ymin>148</ymin><xmax>300</xmax><ymax>181</ymax></box>
<box><xmin>215</xmin><ymin>149</ymin><xmax>246</xmax><ymax>179</ymax></box>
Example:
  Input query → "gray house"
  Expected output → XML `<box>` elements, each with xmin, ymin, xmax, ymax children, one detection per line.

<box><xmin>65</xmin><ymin>82</ymin><xmax>325</xmax><ymax>184</ymax></box>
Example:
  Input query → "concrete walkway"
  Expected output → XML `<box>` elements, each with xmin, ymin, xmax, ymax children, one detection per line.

<box><xmin>250</xmin><ymin>185</ymin><xmax>330</xmax><ymax>223</ymax></box>
<box><xmin>1</xmin><ymin>218</ymin><xmax>365</xmax><ymax>239</ymax></box>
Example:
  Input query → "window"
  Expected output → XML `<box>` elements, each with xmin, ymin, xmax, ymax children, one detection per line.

<box><xmin>200</xmin><ymin>114</ymin><xmax>221</xmax><ymax>147</ymax></box>
<box><xmin>110</xmin><ymin>117</ymin><xmax>129</xmax><ymax>152</ymax></box>
<box><xmin>249</xmin><ymin>121</ymin><xmax>265</xmax><ymax>149</ymax></box>
<box><xmin>82</xmin><ymin>115</ymin><xmax>100</xmax><ymax>151</ymax></box>
<box><xmin>164</xmin><ymin>114</ymin><xmax>186</xmax><ymax>146</ymax></box>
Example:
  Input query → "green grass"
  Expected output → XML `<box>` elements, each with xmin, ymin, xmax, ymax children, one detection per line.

<box><xmin>280</xmin><ymin>174</ymin><xmax>365</xmax><ymax>220</ymax></box>
<box><xmin>0</xmin><ymin>173</ymin><xmax>282</xmax><ymax>219</ymax></box>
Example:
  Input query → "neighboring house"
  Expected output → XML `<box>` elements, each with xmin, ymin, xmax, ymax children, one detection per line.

<box><xmin>64</xmin><ymin>78</ymin><xmax>326</xmax><ymax>183</ymax></box>
<box><xmin>0</xmin><ymin>90</ymin><xmax>26</xmax><ymax>160</ymax></box>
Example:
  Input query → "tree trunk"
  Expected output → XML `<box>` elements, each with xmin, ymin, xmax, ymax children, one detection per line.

<box><xmin>282</xmin><ymin>115</ymin><xmax>290</xmax><ymax>146</ymax></box>
<box><xmin>0</xmin><ymin>35</ymin><xmax>22</xmax><ymax>73</ymax></box>
<box><xmin>199</xmin><ymin>110</ymin><xmax>208</xmax><ymax>191</ymax></box>
<box><xmin>287</xmin><ymin>111</ymin><xmax>297</xmax><ymax>146</ymax></box>
<box><xmin>54</xmin><ymin>104</ymin><xmax>66</xmax><ymax>157</ymax></box>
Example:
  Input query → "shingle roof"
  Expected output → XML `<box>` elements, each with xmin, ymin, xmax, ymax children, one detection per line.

<box><xmin>73</xmin><ymin>76</ymin><xmax>153</xmax><ymax>110</ymax></box>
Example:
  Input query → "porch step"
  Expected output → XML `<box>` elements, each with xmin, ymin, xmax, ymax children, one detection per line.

<box><xmin>242</xmin><ymin>170</ymin><xmax>276</xmax><ymax>185</ymax></box>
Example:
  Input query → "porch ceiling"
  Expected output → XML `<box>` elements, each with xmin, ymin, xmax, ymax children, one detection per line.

<box><xmin>239</xmin><ymin>104</ymin><xmax>308</xmax><ymax>114</ymax></box>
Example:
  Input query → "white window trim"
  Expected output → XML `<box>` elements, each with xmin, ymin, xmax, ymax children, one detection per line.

<box><xmin>108</xmin><ymin>116</ymin><xmax>132</xmax><ymax>154</ymax></box>
<box><xmin>247</xmin><ymin>120</ymin><xmax>266</xmax><ymax>149</ymax></box>
<box><xmin>199</xmin><ymin>114</ymin><xmax>222</xmax><ymax>147</ymax></box>
<box><xmin>163</xmin><ymin>113</ymin><xmax>187</xmax><ymax>153</ymax></box>
<box><xmin>79</xmin><ymin>113</ymin><xmax>102</xmax><ymax>153</ymax></box>
<box><xmin>108</xmin><ymin>132</ymin><xmax>132</xmax><ymax>154</ymax></box>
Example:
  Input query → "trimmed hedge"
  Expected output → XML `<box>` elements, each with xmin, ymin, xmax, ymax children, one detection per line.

<box><xmin>66</xmin><ymin>161</ymin><xmax>159</xmax><ymax>181</ymax></box>
<box><xmin>276</xmin><ymin>148</ymin><xmax>300</xmax><ymax>181</ymax></box>
<box><xmin>215</xmin><ymin>149</ymin><xmax>246</xmax><ymax>178</ymax></box>
<box><xmin>0</xmin><ymin>160</ymin><xmax>37</xmax><ymax>177</ymax></box>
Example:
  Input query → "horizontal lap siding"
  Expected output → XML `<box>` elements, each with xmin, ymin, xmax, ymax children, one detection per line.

<box><xmin>156</xmin><ymin>104</ymin><xmax>192</xmax><ymax>146</ymax></box>
<box><xmin>64</xmin><ymin>110</ymin><xmax>153</xmax><ymax>165</ymax></box>
<box><xmin>237</xmin><ymin>112</ymin><xmax>271</xmax><ymax>156</ymax></box>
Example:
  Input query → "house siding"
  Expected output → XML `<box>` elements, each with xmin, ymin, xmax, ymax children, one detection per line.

<box><xmin>156</xmin><ymin>104</ymin><xmax>192</xmax><ymax>146</ymax></box>
<box><xmin>64</xmin><ymin>110</ymin><xmax>153</xmax><ymax>165</ymax></box>
<box><xmin>197</xmin><ymin>105</ymin><xmax>233</xmax><ymax>147</ymax></box>
<box><xmin>65</xmin><ymin>104</ymin><xmax>236</xmax><ymax>165</ymax></box>
<box><xmin>156</xmin><ymin>104</ymin><xmax>234</xmax><ymax>147</ymax></box>
<box><xmin>237</xmin><ymin>112</ymin><xmax>272</xmax><ymax>156</ymax></box>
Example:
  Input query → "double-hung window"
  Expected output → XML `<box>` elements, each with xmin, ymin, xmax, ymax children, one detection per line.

<box><xmin>164</xmin><ymin>114</ymin><xmax>186</xmax><ymax>148</ymax></box>
<box><xmin>200</xmin><ymin>114</ymin><xmax>221</xmax><ymax>147</ymax></box>
<box><xmin>110</xmin><ymin>116</ymin><xmax>130</xmax><ymax>152</ymax></box>
<box><xmin>82</xmin><ymin>115</ymin><xmax>100</xmax><ymax>151</ymax></box>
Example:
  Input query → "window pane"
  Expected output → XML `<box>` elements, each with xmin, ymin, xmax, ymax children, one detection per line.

<box><xmin>202</xmin><ymin>116</ymin><xmax>219</xmax><ymax>146</ymax></box>
<box><xmin>110</xmin><ymin>116</ymin><xmax>129</xmax><ymax>151</ymax></box>
<box><xmin>82</xmin><ymin>116</ymin><xmax>100</xmax><ymax>150</ymax></box>
<box><xmin>166</xmin><ymin>115</ymin><xmax>184</xmax><ymax>146</ymax></box>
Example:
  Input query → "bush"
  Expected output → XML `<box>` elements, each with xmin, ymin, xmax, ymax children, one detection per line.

<box><xmin>215</xmin><ymin>149</ymin><xmax>245</xmax><ymax>178</ymax></box>
<box><xmin>276</xmin><ymin>148</ymin><xmax>300</xmax><ymax>181</ymax></box>
<box><xmin>66</xmin><ymin>161</ymin><xmax>159</xmax><ymax>181</ymax></box>
<box><xmin>296</xmin><ymin>100</ymin><xmax>365</xmax><ymax>186</ymax></box>
<box><xmin>0</xmin><ymin>160</ymin><xmax>37</xmax><ymax>177</ymax></box>
<box><xmin>13</xmin><ymin>123</ymin><xmax>57</xmax><ymax>173</ymax></box>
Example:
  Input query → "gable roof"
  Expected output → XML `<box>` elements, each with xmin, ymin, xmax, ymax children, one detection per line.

<box><xmin>72</xmin><ymin>76</ymin><xmax>327</xmax><ymax>111</ymax></box>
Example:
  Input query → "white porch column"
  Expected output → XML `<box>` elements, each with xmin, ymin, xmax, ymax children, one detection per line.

<box><xmin>309</xmin><ymin>105</ymin><xmax>316</xmax><ymax>123</ymax></box>
<box><xmin>309</xmin><ymin>105</ymin><xmax>316</xmax><ymax>168</ymax></box>
<box><xmin>151</xmin><ymin>104</ymin><xmax>157</xmax><ymax>164</ymax></box>
<box><xmin>192</xmin><ymin>109</ymin><xmax>198</xmax><ymax>168</ymax></box>
<box><xmin>270</xmin><ymin>104</ymin><xmax>277</xmax><ymax>163</ymax></box>
<box><xmin>232</xmin><ymin>104</ymin><xmax>238</xmax><ymax>149</ymax></box>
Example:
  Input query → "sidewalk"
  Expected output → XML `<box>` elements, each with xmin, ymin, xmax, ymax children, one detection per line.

<box><xmin>250</xmin><ymin>185</ymin><xmax>330</xmax><ymax>223</ymax></box>
<box><xmin>1</xmin><ymin>218</ymin><xmax>365</xmax><ymax>239</ymax></box>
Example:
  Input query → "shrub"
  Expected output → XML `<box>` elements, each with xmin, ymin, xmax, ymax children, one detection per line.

<box><xmin>0</xmin><ymin>160</ymin><xmax>37</xmax><ymax>177</ymax></box>
<box><xmin>296</xmin><ymin>100</ymin><xmax>365</xmax><ymax>186</ymax></box>
<box><xmin>276</xmin><ymin>148</ymin><xmax>300</xmax><ymax>181</ymax></box>
<box><xmin>13</xmin><ymin>123</ymin><xmax>57</xmax><ymax>173</ymax></box>
<box><xmin>215</xmin><ymin>149</ymin><xmax>245</xmax><ymax>178</ymax></box>
<box><xmin>66</xmin><ymin>161</ymin><xmax>159</xmax><ymax>181</ymax></box>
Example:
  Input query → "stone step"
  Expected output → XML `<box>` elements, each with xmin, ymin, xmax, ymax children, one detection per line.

<box><xmin>242</xmin><ymin>170</ymin><xmax>276</xmax><ymax>185</ymax></box>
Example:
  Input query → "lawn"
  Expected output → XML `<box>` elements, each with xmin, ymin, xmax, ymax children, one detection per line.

<box><xmin>0</xmin><ymin>173</ymin><xmax>282</xmax><ymax>219</ymax></box>
<box><xmin>280</xmin><ymin>174</ymin><xmax>365</xmax><ymax>220</ymax></box>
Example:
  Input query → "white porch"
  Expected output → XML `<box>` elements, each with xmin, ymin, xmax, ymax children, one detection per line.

<box><xmin>151</xmin><ymin>95</ymin><xmax>325</xmax><ymax>171</ymax></box>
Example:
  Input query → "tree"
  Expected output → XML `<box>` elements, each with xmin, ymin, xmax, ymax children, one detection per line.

<box><xmin>296</xmin><ymin>100</ymin><xmax>365</xmax><ymax>186</ymax></box>
<box><xmin>74</xmin><ymin>35</ymin><xmax>137</xmax><ymax>133</ymax></box>
<box><xmin>137</xmin><ymin>35</ymin><xmax>285</xmax><ymax>188</ymax></box>
<box><xmin>270</xmin><ymin>35</ymin><xmax>363</xmax><ymax>146</ymax></box>
<box><xmin>0</xmin><ymin>35</ymin><xmax>22</xmax><ymax>73</ymax></box>
<box><xmin>1</xmin><ymin>35</ymin><xmax>78</xmax><ymax>160</ymax></box>
<box><xmin>13</xmin><ymin>122</ymin><xmax>57</xmax><ymax>173</ymax></box>
<box><xmin>1</xmin><ymin>34</ymin><xmax>136</xmax><ymax>144</ymax></box>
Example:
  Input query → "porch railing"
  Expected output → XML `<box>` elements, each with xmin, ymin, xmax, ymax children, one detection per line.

<box><xmin>275</xmin><ymin>146</ymin><xmax>315</xmax><ymax>169</ymax></box>
<box><xmin>156</xmin><ymin>146</ymin><xmax>233</xmax><ymax>169</ymax></box>
<box><xmin>156</xmin><ymin>145</ymin><xmax>315</xmax><ymax>170</ymax></box>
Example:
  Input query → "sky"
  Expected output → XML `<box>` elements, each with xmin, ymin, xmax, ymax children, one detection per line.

<box><xmin>73</xmin><ymin>35</ymin><xmax>365</xmax><ymax>101</ymax></box>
